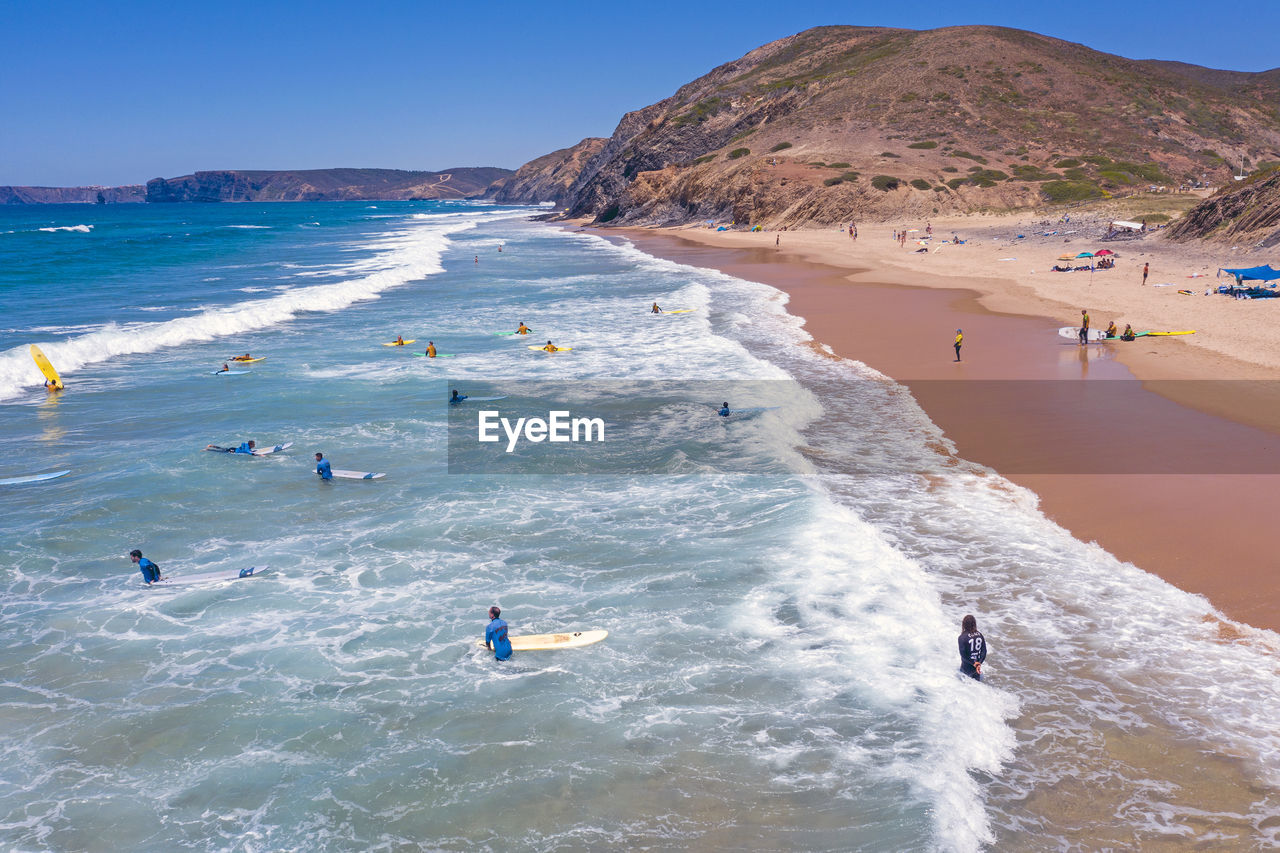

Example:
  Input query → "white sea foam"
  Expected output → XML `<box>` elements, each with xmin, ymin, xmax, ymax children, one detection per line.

<box><xmin>36</xmin><ymin>224</ymin><xmax>93</xmax><ymax>233</ymax></box>
<box><xmin>0</xmin><ymin>218</ymin><xmax>478</xmax><ymax>400</ymax></box>
<box><xmin>221</xmin><ymin>224</ymin><xmax>271</xmax><ymax>229</ymax></box>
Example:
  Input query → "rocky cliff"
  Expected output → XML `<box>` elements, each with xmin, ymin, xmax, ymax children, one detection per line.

<box><xmin>548</xmin><ymin>25</ymin><xmax>1280</xmax><ymax>226</ymax></box>
<box><xmin>145</xmin><ymin>167</ymin><xmax>513</xmax><ymax>202</ymax></box>
<box><xmin>0</xmin><ymin>185</ymin><xmax>146</xmax><ymax>204</ymax></box>
<box><xmin>1167</xmin><ymin>168</ymin><xmax>1280</xmax><ymax>248</ymax></box>
<box><xmin>484</xmin><ymin>138</ymin><xmax>606</xmax><ymax>204</ymax></box>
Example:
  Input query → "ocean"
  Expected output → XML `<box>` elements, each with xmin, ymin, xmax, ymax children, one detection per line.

<box><xmin>1</xmin><ymin>201</ymin><xmax>1278</xmax><ymax>851</ymax></box>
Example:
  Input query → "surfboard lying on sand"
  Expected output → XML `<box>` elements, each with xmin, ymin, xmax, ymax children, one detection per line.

<box><xmin>382</xmin><ymin>340</ymin><xmax>416</xmax><ymax>346</ymax></box>
<box><xmin>29</xmin><ymin>345</ymin><xmax>63</xmax><ymax>390</ymax></box>
<box><xmin>0</xmin><ymin>470</ymin><xmax>70</xmax><ymax>486</ymax></box>
<box><xmin>476</xmin><ymin>629</ymin><xmax>608</xmax><ymax>651</ymax></box>
<box><xmin>149</xmin><ymin>566</ymin><xmax>268</xmax><ymax>587</ymax></box>
<box><xmin>1057</xmin><ymin>327</ymin><xmax>1107</xmax><ymax>341</ymax></box>
<box><xmin>528</xmin><ymin>346</ymin><xmax>573</xmax><ymax>352</ymax></box>
<box><xmin>331</xmin><ymin>470</ymin><xmax>386</xmax><ymax>480</ymax></box>
<box><xmin>1146</xmin><ymin>330</ymin><xmax>1196</xmax><ymax>336</ymax></box>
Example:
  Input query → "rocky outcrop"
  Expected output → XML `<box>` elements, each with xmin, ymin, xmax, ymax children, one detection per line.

<box><xmin>552</xmin><ymin>24</ymin><xmax>1280</xmax><ymax>226</ymax></box>
<box><xmin>1167</xmin><ymin>168</ymin><xmax>1280</xmax><ymax>248</ymax></box>
<box><xmin>484</xmin><ymin>138</ymin><xmax>607</xmax><ymax>204</ymax></box>
<box><xmin>145</xmin><ymin>167</ymin><xmax>513</xmax><ymax>202</ymax></box>
<box><xmin>0</xmin><ymin>185</ymin><xmax>146</xmax><ymax>204</ymax></box>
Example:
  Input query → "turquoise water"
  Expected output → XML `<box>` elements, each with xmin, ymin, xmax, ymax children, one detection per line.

<box><xmin>2</xmin><ymin>202</ymin><xmax>1279</xmax><ymax>850</ymax></box>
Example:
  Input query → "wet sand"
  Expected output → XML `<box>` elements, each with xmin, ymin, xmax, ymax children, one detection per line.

<box><xmin>614</xmin><ymin>230</ymin><xmax>1280</xmax><ymax>633</ymax></box>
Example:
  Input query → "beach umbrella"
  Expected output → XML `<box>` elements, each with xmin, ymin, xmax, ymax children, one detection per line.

<box><xmin>1058</xmin><ymin>253</ymin><xmax>1077</xmax><ymax>260</ymax></box>
<box><xmin>1095</xmin><ymin>249</ymin><xmax>1114</xmax><ymax>256</ymax></box>
<box><xmin>1076</xmin><ymin>252</ymin><xmax>1095</xmax><ymax>258</ymax></box>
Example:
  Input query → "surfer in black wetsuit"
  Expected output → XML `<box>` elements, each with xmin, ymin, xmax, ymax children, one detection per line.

<box><xmin>958</xmin><ymin>614</ymin><xmax>987</xmax><ymax>681</ymax></box>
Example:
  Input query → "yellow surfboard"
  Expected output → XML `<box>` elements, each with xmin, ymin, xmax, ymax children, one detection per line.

<box><xmin>382</xmin><ymin>339</ymin><xmax>416</xmax><ymax>346</ymax></box>
<box><xmin>29</xmin><ymin>345</ymin><xmax>63</xmax><ymax>390</ymax></box>
<box><xmin>476</xmin><ymin>629</ymin><xmax>608</xmax><ymax>651</ymax></box>
<box><xmin>528</xmin><ymin>345</ymin><xmax>573</xmax><ymax>352</ymax></box>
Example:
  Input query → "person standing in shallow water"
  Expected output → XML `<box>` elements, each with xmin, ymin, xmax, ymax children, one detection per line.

<box><xmin>958</xmin><ymin>614</ymin><xmax>987</xmax><ymax>681</ymax></box>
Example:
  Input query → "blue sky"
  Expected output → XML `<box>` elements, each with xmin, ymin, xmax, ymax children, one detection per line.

<box><xmin>4</xmin><ymin>0</ymin><xmax>1277</xmax><ymax>186</ymax></box>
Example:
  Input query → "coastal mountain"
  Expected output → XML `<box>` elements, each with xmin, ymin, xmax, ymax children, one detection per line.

<box><xmin>1167</xmin><ymin>167</ymin><xmax>1280</xmax><ymax>248</ymax></box>
<box><xmin>146</xmin><ymin>167</ymin><xmax>512</xmax><ymax>202</ymax></box>
<box><xmin>484</xmin><ymin>138</ymin><xmax>607</xmax><ymax>205</ymax></box>
<box><xmin>508</xmin><ymin>25</ymin><xmax>1280</xmax><ymax>226</ymax></box>
<box><xmin>1</xmin><ymin>185</ymin><xmax>146</xmax><ymax>204</ymax></box>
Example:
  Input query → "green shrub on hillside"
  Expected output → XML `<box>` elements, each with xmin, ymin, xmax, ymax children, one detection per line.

<box><xmin>823</xmin><ymin>176</ymin><xmax>845</xmax><ymax>186</ymax></box>
<box><xmin>952</xmin><ymin>151</ymin><xmax>989</xmax><ymax>165</ymax></box>
<box><xmin>871</xmin><ymin>175</ymin><xmax>901</xmax><ymax>191</ymax></box>
<box><xmin>941</xmin><ymin>166</ymin><xmax>959</xmax><ymax>173</ymax></box>
<box><xmin>910</xmin><ymin>178</ymin><xmax>932</xmax><ymax>190</ymax></box>
<box><xmin>1054</xmin><ymin>158</ymin><xmax>1082</xmax><ymax>168</ymax></box>
<box><xmin>829</xmin><ymin>162</ymin><xmax>852</xmax><ymax>168</ymax></box>
<box><xmin>692</xmin><ymin>155</ymin><xmax>716</xmax><ymax>165</ymax></box>
<box><xmin>908</xmin><ymin>141</ymin><xmax>939</xmax><ymax>149</ymax></box>
<box><xmin>728</xmin><ymin>148</ymin><xmax>751</xmax><ymax>160</ymax></box>
<box><xmin>880</xmin><ymin>152</ymin><xmax>900</xmax><ymax>158</ymax></box>
<box><xmin>769</xmin><ymin>142</ymin><xmax>793</xmax><ymax>152</ymax></box>
<box><xmin>840</xmin><ymin>171</ymin><xmax>860</xmax><ymax>181</ymax></box>
<box><xmin>1041</xmin><ymin>180</ymin><xmax>1103</xmax><ymax>202</ymax></box>
<box><xmin>947</xmin><ymin>177</ymin><xmax>968</xmax><ymax>190</ymax></box>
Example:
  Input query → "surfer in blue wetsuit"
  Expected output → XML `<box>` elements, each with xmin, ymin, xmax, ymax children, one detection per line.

<box><xmin>719</xmin><ymin>402</ymin><xmax>731</xmax><ymax>417</ymax></box>
<box><xmin>235</xmin><ymin>440</ymin><xmax>256</xmax><ymax>454</ymax></box>
<box><xmin>485</xmin><ymin>605</ymin><xmax>513</xmax><ymax>661</ymax></box>
<box><xmin>130</xmin><ymin>549</ymin><xmax>163</xmax><ymax>585</ymax></box>
<box><xmin>450</xmin><ymin>390</ymin><xmax>467</xmax><ymax>404</ymax></box>
<box><xmin>315</xmin><ymin>452</ymin><xmax>332</xmax><ymax>480</ymax></box>
<box><xmin>958</xmin><ymin>614</ymin><xmax>987</xmax><ymax>681</ymax></box>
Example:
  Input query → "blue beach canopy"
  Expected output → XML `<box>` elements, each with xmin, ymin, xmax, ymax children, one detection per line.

<box><xmin>1219</xmin><ymin>265</ymin><xmax>1280</xmax><ymax>282</ymax></box>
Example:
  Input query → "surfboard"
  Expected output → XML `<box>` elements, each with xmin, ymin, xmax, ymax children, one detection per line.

<box><xmin>0</xmin><ymin>470</ymin><xmax>70</xmax><ymax>486</ymax></box>
<box><xmin>412</xmin><ymin>353</ymin><xmax>456</xmax><ymax>358</ymax></box>
<box><xmin>331</xmin><ymin>470</ymin><xmax>386</xmax><ymax>480</ymax></box>
<box><xmin>450</xmin><ymin>395</ymin><xmax>508</xmax><ymax>403</ymax></box>
<box><xmin>29</xmin><ymin>345</ymin><xmax>63</xmax><ymax>390</ymax></box>
<box><xmin>476</xmin><ymin>629</ymin><xmax>608</xmax><ymax>651</ymax></box>
<box><xmin>660</xmin><ymin>309</ymin><xmax>696</xmax><ymax>314</ymax></box>
<box><xmin>1057</xmin><ymin>327</ymin><xmax>1107</xmax><ymax>342</ymax></box>
<box><xmin>495</xmin><ymin>331</ymin><xmax>533</xmax><ymax>336</ymax></box>
<box><xmin>719</xmin><ymin>406</ymin><xmax>781</xmax><ymax>416</ymax></box>
<box><xmin>382</xmin><ymin>340</ymin><xmax>416</xmax><ymax>346</ymax></box>
<box><xmin>229</xmin><ymin>356</ymin><xmax>267</xmax><ymax>363</ymax></box>
<box><xmin>253</xmin><ymin>442</ymin><xmax>293</xmax><ymax>456</ymax></box>
<box><xmin>528</xmin><ymin>346</ymin><xmax>573</xmax><ymax>352</ymax></box>
<box><xmin>211</xmin><ymin>369</ymin><xmax>251</xmax><ymax>375</ymax></box>
<box><xmin>150</xmin><ymin>566</ymin><xmax>268</xmax><ymax>587</ymax></box>
<box><xmin>1146</xmin><ymin>330</ymin><xmax>1196</xmax><ymax>336</ymax></box>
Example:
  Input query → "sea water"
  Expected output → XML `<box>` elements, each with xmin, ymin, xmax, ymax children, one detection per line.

<box><xmin>1</xmin><ymin>202</ymin><xmax>1278</xmax><ymax>851</ymax></box>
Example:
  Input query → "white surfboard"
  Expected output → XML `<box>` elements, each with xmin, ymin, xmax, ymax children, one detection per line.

<box><xmin>1058</xmin><ymin>326</ymin><xmax>1107</xmax><ymax>342</ymax></box>
<box><xmin>0</xmin><ymin>470</ymin><xmax>70</xmax><ymax>486</ymax></box>
<box><xmin>476</xmin><ymin>629</ymin><xmax>608</xmax><ymax>651</ymax></box>
<box><xmin>450</xmin><ymin>395</ymin><xmax>508</xmax><ymax>403</ymax></box>
<box><xmin>252</xmin><ymin>442</ymin><xmax>293</xmax><ymax>456</ymax></box>
<box><xmin>718</xmin><ymin>406</ymin><xmax>781</xmax><ymax>417</ymax></box>
<box><xmin>149</xmin><ymin>566</ymin><xmax>269</xmax><ymax>587</ymax></box>
<box><xmin>331</xmin><ymin>470</ymin><xmax>386</xmax><ymax>480</ymax></box>
<box><xmin>211</xmin><ymin>369</ymin><xmax>251</xmax><ymax>375</ymax></box>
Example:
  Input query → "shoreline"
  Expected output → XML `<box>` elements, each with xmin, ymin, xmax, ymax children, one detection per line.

<box><xmin>607</xmin><ymin>224</ymin><xmax>1280</xmax><ymax>633</ymax></box>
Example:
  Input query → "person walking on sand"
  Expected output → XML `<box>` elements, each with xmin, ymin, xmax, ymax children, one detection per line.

<box><xmin>953</xmin><ymin>329</ymin><xmax>963</xmax><ymax>362</ymax></box>
<box><xmin>1078</xmin><ymin>309</ymin><xmax>1090</xmax><ymax>345</ymax></box>
<box><xmin>130</xmin><ymin>549</ymin><xmax>163</xmax><ymax>585</ymax></box>
<box><xmin>1142</xmin><ymin>262</ymin><xmax>1149</xmax><ymax>286</ymax></box>
<box><xmin>776</xmin><ymin>234</ymin><xmax>780</xmax><ymax>247</ymax></box>
<box><xmin>958</xmin><ymin>614</ymin><xmax>987</xmax><ymax>681</ymax></box>
<box><xmin>485</xmin><ymin>605</ymin><xmax>513</xmax><ymax>661</ymax></box>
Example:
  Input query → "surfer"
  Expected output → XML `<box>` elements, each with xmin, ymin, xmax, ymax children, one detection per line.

<box><xmin>44</xmin><ymin>378</ymin><xmax>61</xmax><ymax>390</ymax></box>
<box><xmin>1078</xmin><ymin>310</ymin><xmax>1090</xmax><ymax>346</ymax></box>
<box><xmin>217</xmin><ymin>363</ymin><xmax>230</xmax><ymax>374</ymax></box>
<box><xmin>651</xmin><ymin>302</ymin><xmax>662</xmax><ymax>314</ymax></box>
<box><xmin>233</xmin><ymin>353</ymin><xmax>253</xmax><ymax>361</ymax></box>
<box><xmin>130</xmin><ymin>549</ymin><xmax>163</xmax><ymax>585</ymax></box>
<box><xmin>954</xmin><ymin>329</ymin><xmax>963</xmax><ymax>362</ymax></box>
<box><xmin>236</xmin><ymin>440</ymin><xmax>256</xmax><ymax>454</ymax></box>
<box><xmin>719</xmin><ymin>402</ymin><xmax>731</xmax><ymax>417</ymax></box>
<box><xmin>1121</xmin><ymin>324</ymin><xmax>1137</xmax><ymax>341</ymax></box>
<box><xmin>484</xmin><ymin>605</ymin><xmax>513</xmax><ymax>661</ymax></box>
<box><xmin>1105</xmin><ymin>321</ymin><xmax>1118</xmax><ymax>339</ymax></box>
<box><xmin>450</xmin><ymin>390</ymin><xmax>467</xmax><ymax>404</ymax></box>
<box><xmin>394</xmin><ymin>335</ymin><xmax>405</xmax><ymax>346</ymax></box>
<box><xmin>958</xmin><ymin>614</ymin><xmax>987</xmax><ymax>681</ymax></box>
<box><xmin>516</xmin><ymin>322</ymin><xmax>531</xmax><ymax>335</ymax></box>
<box><xmin>427</xmin><ymin>341</ymin><xmax>437</xmax><ymax>358</ymax></box>
<box><xmin>315</xmin><ymin>452</ymin><xmax>332</xmax><ymax>481</ymax></box>
<box><xmin>542</xmin><ymin>341</ymin><xmax>559</xmax><ymax>352</ymax></box>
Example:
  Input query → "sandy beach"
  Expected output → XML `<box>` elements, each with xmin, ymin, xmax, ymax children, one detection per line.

<box><xmin>612</xmin><ymin>218</ymin><xmax>1280</xmax><ymax>632</ymax></box>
